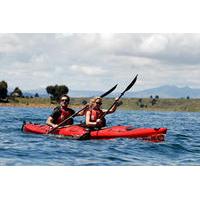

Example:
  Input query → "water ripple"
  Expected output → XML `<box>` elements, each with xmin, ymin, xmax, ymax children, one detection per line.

<box><xmin>0</xmin><ymin>107</ymin><xmax>200</xmax><ymax>165</ymax></box>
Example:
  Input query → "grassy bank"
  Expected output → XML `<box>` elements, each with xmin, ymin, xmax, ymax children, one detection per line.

<box><xmin>0</xmin><ymin>97</ymin><xmax>200</xmax><ymax>112</ymax></box>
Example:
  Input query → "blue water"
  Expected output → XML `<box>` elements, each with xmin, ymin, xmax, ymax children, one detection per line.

<box><xmin>0</xmin><ymin>106</ymin><xmax>200</xmax><ymax>165</ymax></box>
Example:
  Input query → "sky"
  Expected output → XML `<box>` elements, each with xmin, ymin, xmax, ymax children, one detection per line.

<box><xmin>0</xmin><ymin>33</ymin><xmax>200</xmax><ymax>92</ymax></box>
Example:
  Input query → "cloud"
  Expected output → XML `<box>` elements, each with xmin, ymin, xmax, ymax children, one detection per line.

<box><xmin>70</xmin><ymin>65</ymin><xmax>107</xmax><ymax>75</ymax></box>
<box><xmin>0</xmin><ymin>33</ymin><xmax>200</xmax><ymax>91</ymax></box>
<box><xmin>0</xmin><ymin>34</ymin><xmax>23</xmax><ymax>53</ymax></box>
<box><xmin>139</xmin><ymin>34</ymin><xmax>168</xmax><ymax>53</ymax></box>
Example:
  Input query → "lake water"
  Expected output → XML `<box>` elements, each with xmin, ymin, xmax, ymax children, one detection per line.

<box><xmin>0</xmin><ymin>106</ymin><xmax>200</xmax><ymax>165</ymax></box>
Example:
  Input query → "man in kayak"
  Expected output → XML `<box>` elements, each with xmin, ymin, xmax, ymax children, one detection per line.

<box><xmin>46</xmin><ymin>94</ymin><xmax>84</xmax><ymax>128</ymax></box>
<box><xmin>85</xmin><ymin>97</ymin><xmax>121</xmax><ymax>129</ymax></box>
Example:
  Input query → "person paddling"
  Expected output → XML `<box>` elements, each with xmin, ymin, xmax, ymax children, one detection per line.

<box><xmin>46</xmin><ymin>94</ymin><xmax>84</xmax><ymax>128</ymax></box>
<box><xmin>85</xmin><ymin>97</ymin><xmax>121</xmax><ymax>129</ymax></box>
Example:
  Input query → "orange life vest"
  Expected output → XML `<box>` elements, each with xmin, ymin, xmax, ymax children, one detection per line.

<box><xmin>89</xmin><ymin>109</ymin><xmax>106</xmax><ymax>127</ymax></box>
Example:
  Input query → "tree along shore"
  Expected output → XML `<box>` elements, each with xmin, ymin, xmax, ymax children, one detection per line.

<box><xmin>0</xmin><ymin>97</ymin><xmax>200</xmax><ymax>112</ymax></box>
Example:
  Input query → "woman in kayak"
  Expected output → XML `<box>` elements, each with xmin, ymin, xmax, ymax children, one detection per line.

<box><xmin>46</xmin><ymin>94</ymin><xmax>84</xmax><ymax>128</ymax></box>
<box><xmin>85</xmin><ymin>97</ymin><xmax>121</xmax><ymax>129</ymax></box>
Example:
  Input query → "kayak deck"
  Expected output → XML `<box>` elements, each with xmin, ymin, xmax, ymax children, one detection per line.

<box><xmin>22</xmin><ymin>122</ymin><xmax>167</xmax><ymax>142</ymax></box>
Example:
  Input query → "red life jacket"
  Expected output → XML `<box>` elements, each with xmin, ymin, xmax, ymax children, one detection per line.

<box><xmin>56</xmin><ymin>108</ymin><xmax>74</xmax><ymax>125</ymax></box>
<box><xmin>89</xmin><ymin>109</ymin><xmax>106</xmax><ymax>127</ymax></box>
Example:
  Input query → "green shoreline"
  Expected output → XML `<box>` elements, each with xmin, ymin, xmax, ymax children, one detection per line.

<box><xmin>1</xmin><ymin>97</ymin><xmax>200</xmax><ymax>112</ymax></box>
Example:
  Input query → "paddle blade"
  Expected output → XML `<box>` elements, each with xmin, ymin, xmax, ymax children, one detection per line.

<box><xmin>123</xmin><ymin>74</ymin><xmax>138</xmax><ymax>93</ymax></box>
<box><xmin>100</xmin><ymin>84</ymin><xmax>118</xmax><ymax>98</ymax></box>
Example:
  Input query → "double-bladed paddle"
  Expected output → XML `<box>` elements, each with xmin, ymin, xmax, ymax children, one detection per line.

<box><xmin>100</xmin><ymin>74</ymin><xmax>138</xmax><ymax>119</ymax></box>
<box><xmin>47</xmin><ymin>84</ymin><xmax>118</xmax><ymax>134</ymax></box>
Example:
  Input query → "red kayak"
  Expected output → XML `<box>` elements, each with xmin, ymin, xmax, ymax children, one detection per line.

<box><xmin>22</xmin><ymin>122</ymin><xmax>167</xmax><ymax>142</ymax></box>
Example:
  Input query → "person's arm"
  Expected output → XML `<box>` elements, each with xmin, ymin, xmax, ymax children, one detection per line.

<box><xmin>76</xmin><ymin>105</ymin><xmax>89</xmax><ymax>116</ymax></box>
<box><xmin>46</xmin><ymin>116</ymin><xmax>58</xmax><ymax>128</ymax></box>
<box><xmin>106</xmin><ymin>104</ymin><xmax>118</xmax><ymax>114</ymax></box>
<box><xmin>106</xmin><ymin>97</ymin><xmax>121</xmax><ymax>114</ymax></box>
<box><xmin>46</xmin><ymin>107</ymin><xmax>60</xmax><ymax>128</ymax></box>
<box><xmin>85</xmin><ymin>110</ymin><xmax>102</xmax><ymax>127</ymax></box>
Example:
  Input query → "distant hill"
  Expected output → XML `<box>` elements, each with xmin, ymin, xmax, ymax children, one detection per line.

<box><xmin>20</xmin><ymin>88</ymin><xmax>108</xmax><ymax>98</ymax></box>
<box><xmin>18</xmin><ymin>85</ymin><xmax>200</xmax><ymax>98</ymax></box>
<box><xmin>68</xmin><ymin>90</ymin><xmax>104</xmax><ymax>97</ymax></box>
<box><xmin>23</xmin><ymin>88</ymin><xmax>48</xmax><ymax>97</ymax></box>
<box><xmin>21</xmin><ymin>89</ymin><xmax>106</xmax><ymax>98</ymax></box>
<box><xmin>125</xmin><ymin>85</ymin><xmax>200</xmax><ymax>98</ymax></box>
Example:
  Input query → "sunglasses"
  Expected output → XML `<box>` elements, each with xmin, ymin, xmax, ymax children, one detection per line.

<box><xmin>61</xmin><ymin>99</ymin><xmax>69</xmax><ymax>103</ymax></box>
<box><xmin>96</xmin><ymin>102</ymin><xmax>102</xmax><ymax>105</ymax></box>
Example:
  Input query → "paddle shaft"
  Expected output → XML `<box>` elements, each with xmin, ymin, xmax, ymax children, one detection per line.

<box><xmin>47</xmin><ymin>105</ymin><xmax>88</xmax><ymax>134</ymax></box>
